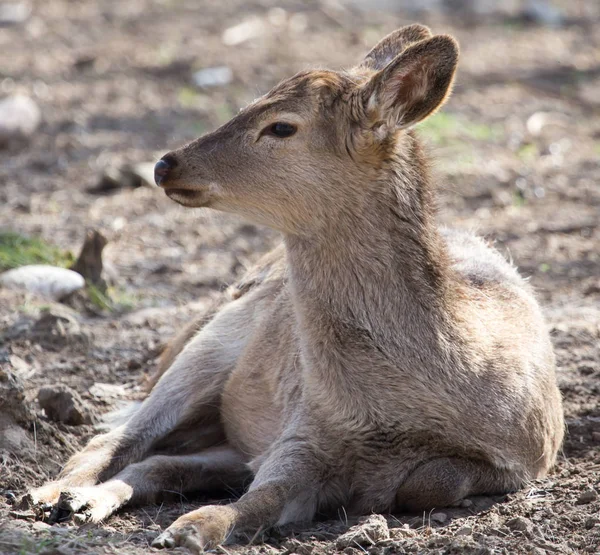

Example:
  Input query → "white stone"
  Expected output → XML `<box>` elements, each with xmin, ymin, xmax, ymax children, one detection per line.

<box><xmin>0</xmin><ymin>2</ymin><xmax>31</xmax><ymax>26</ymax></box>
<box><xmin>222</xmin><ymin>17</ymin><xmax>264</xmax><ymax>46</ymax></box>
<box><xmin>526</xmin><ymin>111</ymin><xmax>568</xmax><ymax>137</ymax></box>
<box><xmin>0</xmin><ymin>94</ymin><xmax>41</xmax><ymax>145</ymax></box>
<box><xmin>193</xmin><ymin>67</ymin><xmax>233</xmax><ymax>88</ymax></box>
<box><xmin>0</xmin><ymin>265</ymin><xmax>84</xmax><ymax>300</ymax></box>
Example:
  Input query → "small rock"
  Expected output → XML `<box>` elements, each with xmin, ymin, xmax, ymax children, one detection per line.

<box><xmin>459</xmin><ymin>498</ymin><xmax>473</xmax><ymax>508</ymax></box>
<box><xmin>525</xmin><ymin>111</ymin><xmax>568</xmax><ymax>137</ymax></box>
<box><xmin>4</xmin><ymin>491</ymin><xmax>17</xmax><ymax>504</ymax></box>
<box><xmin>455</xmin><ymin>525</ymin><xmax>473</xmax><ymax>536</ymax></box>
<box><xmin>193</xmin><ymin>67</ymin><xmax>233</xmax><ymax>88</ymax></box>
<box><xmin>0</xmin><ymin>94</ymin><xmax>41</xmax><ymax>146</ymax></box>
<box><xmin>506</xmin><ymin>516</ymin><xmax>533</xmax><ymax>532</ymax></box>
<box><xmin>584</xmin><ymin>281</ymin><xmax>600</xmax><ymax>296</ymax></box>
<box><xmin>336</xmin><ymin>515</ymin><xmax>390</xmax><ymax>549</ymax></box>
<box><xmin>0</xmin><ymin>265</ymin><xmax>84</xmax><ymax>300</ymax></box>
<box><xmin>522</xmin><ymin>0</ymin><xmax>563</xmax><ymax>27</ymax></box>
<box><xmin>32</xmin><ymin>521</ymin><xmax>52</xmax><ymax>531</ymax></box>
<box><xmin>430</xmin><ymin>512</ymin><xmax>447</xmax><ymax>524</ymax></box>
<box><xmin>73</xmin><ymin>54</ymin><xmax>96</xmax><ymax>71</ymax></box>
<box><xmin>0</xmin><ymin>2</ymin><xmax>31</xmax><ymax>26</ymax></box>
<box><xmin>222</xmin><ymin>17</ymin><xmax>265</xmax><ymax>46</ymax></box>
<box><xmin>576</xmin><ymin>489</ymin><xmax>598</xmax><ymax>505</ymax></box>
<box><xmin>579</xmin><ymin>364</ymin><xmax>596</xmax><ymax>376</ymax></box>
<box><xmin>585</xmin><ymin>516</ymin><xmax>599</xmax><ymax>529</ymax></box>
<box><xmin>38</xmin><ymin>384</ymin><xmax>92</xmax><ymax>426</ymax></box>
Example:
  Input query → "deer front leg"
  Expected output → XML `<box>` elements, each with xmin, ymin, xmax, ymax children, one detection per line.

<box><xmin>152</xmin><ymin>439</ymin><xmax>327</xmax><ymax>552</ymax></box>
<box><xmin>25</xmin><ymin>299</ymin><xmax>251</xmax><ymax>514</ymax></box>
<box><xmin>47</xmin><ymin>445</ymin><xmax>250</xmax><ymax>524</ymax></box>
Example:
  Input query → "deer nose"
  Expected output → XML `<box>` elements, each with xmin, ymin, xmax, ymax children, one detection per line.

<box><xmin>154</xmin><ymin>155</ymin><xmax>177</xmax><ymax>186</ymax></box>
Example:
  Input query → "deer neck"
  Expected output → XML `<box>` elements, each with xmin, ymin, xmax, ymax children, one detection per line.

<box><xmin>283</xmin><ymin>157</ymin><xmax>457</xmax><ymax>406</ymax></box>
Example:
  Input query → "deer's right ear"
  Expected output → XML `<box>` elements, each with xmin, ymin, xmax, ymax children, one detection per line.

<box><xmin>357</xmin><ymin>35</ymin><xmax>459</xmax><ymax>132</ymax></box>
<box><xmin>357</xmin><ymin>24</ymin><xmax>433</xmax><ymax>73</ymax></box>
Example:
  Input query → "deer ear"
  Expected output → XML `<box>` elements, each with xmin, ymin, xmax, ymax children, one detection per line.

<box><xmin>360</xmin><ymin>35</ymin><xmax>459</xmax><ymax>130</ymax></box>
<box><xmin>357</xmin><ymin>24</ymin><xmax>433</xmax><ymax>72</ymax></box>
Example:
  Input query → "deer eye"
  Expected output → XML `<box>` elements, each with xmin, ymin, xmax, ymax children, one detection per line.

<box><xmin>264</xmin><ymin>122</ymin><xmax>297</xmax><ymax>138</ymax></box>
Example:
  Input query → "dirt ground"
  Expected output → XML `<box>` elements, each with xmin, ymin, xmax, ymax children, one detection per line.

<box><xmin>1</xmin><ymin>0</ymin><xmax>599</xmax><ymax>553</ymax></box>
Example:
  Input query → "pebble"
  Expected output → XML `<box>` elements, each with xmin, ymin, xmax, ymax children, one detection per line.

<box><xmin>0</xmin><ymin>2</ymin><xmax>31</xmax><ymax>26</ymax></box>
<box><xmin>193</xmin><ymin>66</ymin><xmax>233</xmax><ymax>88</ymax></box>
<box><xmin>430</xmin><ymin>512</ymin><xmax>447</xmax><ymax>524</ymax></box>
<box><xmin>455</xmin><ymin>525</ymin><xmax>473</xmax><ymax>536</ymax></box>
<box><xmin>526</xmin><ymin>111</ymin><xmax>568</xmax><ymax>137</ymax></box>
<box><xmin>585</xmin><ymin>516</ymin><xmax>599</xmax><ymax>529</ymax></box>
<box><xmin>0</xmin><ymin>265</ymin><xmax>84</xmax><ymax>300</ymax></box>
<box><xmin>576</xmin><ymin>489</ymin><xmax>598</xmax><ymax>505</ymax></box>
<box><xmin>336</xmin><ymin>515</ymin><xmax>390</xmax><ymax>549</ymax></box>
<box><xmin>0</xmin><ymin>94</ymin><xmax>41</xmax><ymax>146</ymax></box>
<box><xmin>506</xmin><ymin>516</ymin><xmax>533</xmax><ymax>532</ymax></box>
<box><xmin>222</xmin><ymin>17</ymin><xmax>264</xmax><ymax>46</ymax></box>
<box><xmin>38</xmin><ymin>384</ymin><xmax>93</xmax><ymax>426</ymax></box>
<box><xmin>460</xmin><ymin>498</ymin><xmax>473</xmax><ymax>508</ymax></box>
<box><xmin>523</xmin><ymin>0</ymin><xmax>564</xmax><ymax>27</ymax></box>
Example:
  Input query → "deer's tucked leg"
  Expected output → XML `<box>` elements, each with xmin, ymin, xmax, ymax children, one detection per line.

<box><xmin>152</xmin><ymin>439</ymin><xmax>327</xmax><ymax>552</ymax></box>
<box><xmin>395</xmin><ymin>457</ymin><xmax>520</xmax><ymax>512</ymax></box>
<box><xmin>26</xmin><ymin>298</ymin><xmax>254</xmax><ymax>512</ymax></box>
<box><xmin>46</xmin><ymin>445</ymin><xmax>250</xmax><ymax>524</ymax></box>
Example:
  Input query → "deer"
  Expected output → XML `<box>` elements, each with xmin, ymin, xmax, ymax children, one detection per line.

<box><xmin>24</xmin><ymin>25</ymin><xmax>564</xmax><ymax>552</ymax></box>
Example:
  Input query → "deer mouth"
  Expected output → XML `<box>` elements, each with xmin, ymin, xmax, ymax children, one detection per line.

<box><xmin>164</xmin><ymin>187</ymin><xmax>210</xmax><ymax>207</ymax></box>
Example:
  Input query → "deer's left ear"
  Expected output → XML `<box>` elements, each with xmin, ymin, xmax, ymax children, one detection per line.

<box><xmin>359</xmin><ymin>35</ymin><xmax>459</xmax><ymax>131</ymax></box>
<box><xmin>357</xmin><ymin>24</ymin><xmax>433</xmax><ymax>72</ymax></box>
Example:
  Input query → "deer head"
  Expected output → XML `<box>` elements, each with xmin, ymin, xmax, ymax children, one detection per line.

<box><xmin>155</xmin><ymin>25</ymin><xmax>458</xmax><ymax>235</ymax></box>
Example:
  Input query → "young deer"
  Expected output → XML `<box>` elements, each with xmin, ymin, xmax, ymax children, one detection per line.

<box><xmin>26</xmin><ymin>25</ymin><xmax>564</xmax><ymax>552</ymax></box>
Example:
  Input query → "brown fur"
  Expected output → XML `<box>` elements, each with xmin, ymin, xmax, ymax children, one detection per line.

<box><xmin>25</xmin><ymin>25</ymin><xmax>564</xmax><ymax>553</ymax></box>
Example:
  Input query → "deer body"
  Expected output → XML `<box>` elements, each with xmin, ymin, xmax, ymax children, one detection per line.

<box><xmin>26</xmin><ymin>25</ymin><xmax>563</xmax><ymax>552</ymax></box>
